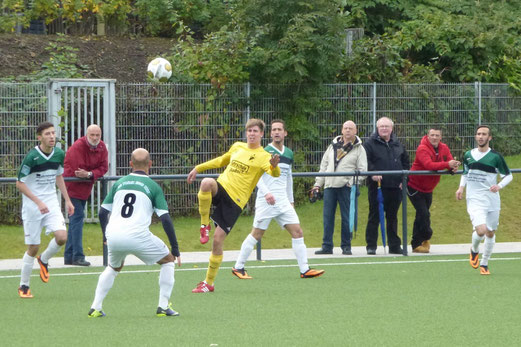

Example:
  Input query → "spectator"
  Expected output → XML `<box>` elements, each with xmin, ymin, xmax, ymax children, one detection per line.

<box><xmin>313</xmin><ymin>121</ymin><xmax>367</xmax><ymax>255</ymax></box>
<box><xmin>407</xmin><ymin>128</ymin><xmax>460</xmax><ymax>253</ymax></box>
<box><xmin>63</xmin><ymin>124</ymin><xmax>108</xmax><ymax>266</ymax></box>
<box><xmin>364</xmin><ymin>117</ymin><xmax>410</xmax><ymax>255</ymax></box>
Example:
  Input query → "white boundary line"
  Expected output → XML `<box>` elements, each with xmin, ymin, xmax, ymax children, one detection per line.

<box><xmin>1</xmin><ymin>256</ymin><xmax>520</xmax><ymax>280</ymax></box>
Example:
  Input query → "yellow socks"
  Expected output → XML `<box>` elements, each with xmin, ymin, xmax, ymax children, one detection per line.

<box><xmin>205</xmin><ymin>253</ymin><xmax>223</xmax><ymax>286</ymax></box>
<box><xmin>198</xmin><ymin>190</ymin><xmax>212</xmax><ymax>225</ymax></box>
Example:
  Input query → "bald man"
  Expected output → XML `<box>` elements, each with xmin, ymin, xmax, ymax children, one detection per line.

<box><xmin>64</xmin><ymin>124</ymin><xmax>108</xmax><ymax>266</ymax></box>
<box><xmin>89</xmin><ymin>148</ymin><xmax>181</xmax><ymax>317</ymax></box>
<box><xmin>312</xmin><ymin>121</ymin><xmax>367</xmax><ymax>255</ymax></box>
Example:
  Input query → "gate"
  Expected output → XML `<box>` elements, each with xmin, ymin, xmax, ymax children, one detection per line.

<box><xmin>48</xmin><ymin>79</ymin><xmax>116</xmax><ymax>222</ymax></box>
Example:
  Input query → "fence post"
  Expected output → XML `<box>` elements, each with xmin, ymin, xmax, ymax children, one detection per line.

<box><xmin>401</xmin><ymin>172</ymin><xmax>408</xmax><ymax>256</ymax></box>
<box><xmin>256</xmin><ymin>240</ymin><xmax>262</xmax><ymax>260</ymax></box>
<box><xmin>372</xmin><ymin>82</ymin><xmax>377</xmax><ymax>132</ymax></box>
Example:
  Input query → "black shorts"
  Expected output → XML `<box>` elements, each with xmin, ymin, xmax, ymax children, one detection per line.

<box><xmin>211</xmin><ymin>182</ymin><xmax>243</xmax><ymax>234</ymax></box>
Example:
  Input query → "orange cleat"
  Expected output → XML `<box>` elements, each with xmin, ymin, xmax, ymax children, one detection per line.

<box><xmin>300</xmin><ymin>268</ymin><xmax>325</xmax><ymax>278</ymax></box>
<box><xmin>232</xmin><ymin>267</ymin><xmax>253</xmax><ymax>279</ymax></box>
<box><xmin>37</xmin><ymin>256</ymin><xmax>49</xmax><ymax>283</ymax></box>
<box><xmin>18</xmin><ymin>285</ymin><xmax>33</xmax><ymax>298</ymax></box>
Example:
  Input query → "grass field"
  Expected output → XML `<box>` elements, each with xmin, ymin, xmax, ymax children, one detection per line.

<box><xmin>2</xmin><ymin>254</ymin><xmax>521</xmax><ymax>346</ymax></box>
<box><xmin>1</xmin><ymin>154</ymin><xmax>520</xmax><ymax>260</ymax></box>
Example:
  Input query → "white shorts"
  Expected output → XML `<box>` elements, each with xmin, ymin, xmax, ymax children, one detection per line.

<box><xmin>107</xmin><ymin>233</ymin><xmax>169</xmax><ymax>268</ymax></box>
<box><xmin>253</xmin><ymin>201</ymin><xmax>300</xmax><ymax>230</ymax></box>
<box><xmin>467</xmin><ymin>206</ymin><xmax>500</xmax><ymax>231</ymax></box>
<box><xmin>23</xmin><ymin>210</ymin><xmax>66</xmax><ymax>245</ymax></box>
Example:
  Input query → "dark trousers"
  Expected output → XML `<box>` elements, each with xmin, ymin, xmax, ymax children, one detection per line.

<box><xmin>321</xmin><ymin>186</ymin><xmax>351</xmax><ymax>251</ymax></box>
<box><xmin>365</xmin><ymin>182</ymin><xmax>402</xmax><ymax>251</ymax></box>
<box><xmin>64</xmin><ymin>198</ymin><xmax>87</xmax><ymax>262</ymax></box>
<box><xmin>407</xmin><ymin>186</ymin><xmax>433</xmax><ymax>249</ymax></box>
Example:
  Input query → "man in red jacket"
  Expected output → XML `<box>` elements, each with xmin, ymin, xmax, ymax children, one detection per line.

<box><xmin>63</xmin><ymin>124</ymin><xmax>108</xmax><ymax>266</ymax></box>
<box><xmin>407</xmin><ymin>128</ymin><xmax>460</xmax><ymax>253</ymax></box>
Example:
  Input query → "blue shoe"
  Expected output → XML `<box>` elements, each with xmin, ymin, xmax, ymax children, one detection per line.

<box><xmin>156</xmin><ymin>303</ymin><xmax>179</xmax><ymax>317</ymax></box>
<box><xmin>88</xmin><ymin>308</ymin><xmax>106</xmax><ymax>317</ymax></box>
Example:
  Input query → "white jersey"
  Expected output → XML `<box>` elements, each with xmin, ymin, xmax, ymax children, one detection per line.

<box><xmin>17</xmin><ymin>146</ymin><xmax>65</xmax><ymax>221</ymax></box>
<box><xmin>256</xmin><ymin>144</ymin><xmax>294</xmax><ymax>207</ymax></box>
<box><xmin>102</xmin><ymin>172</ymin><xmax>169</xmax><ymax>240</ymax></box>
<box><xmin>460</xmin><ymin>148</ymin><xmax>512</xmax><ymax>211</ymax></box>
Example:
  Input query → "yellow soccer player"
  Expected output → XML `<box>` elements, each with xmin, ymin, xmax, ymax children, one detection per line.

<box><xmin>187</xmin><ymin>118</ymin><xmax>280</xmax><ymax>293</ymax></box>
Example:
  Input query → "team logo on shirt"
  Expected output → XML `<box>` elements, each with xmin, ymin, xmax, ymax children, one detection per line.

<box><xmin>249</xmin><ymin>154</ymin><xmax>256</xmax><ymax>161</ymax></box>
<box><xmin>229</xmin><ymin>160</ymin><xmax>249</xmax><ymax>174</ymax></box>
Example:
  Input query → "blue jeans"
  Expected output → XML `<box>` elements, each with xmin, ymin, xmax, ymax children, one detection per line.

<box><xmin>321</xmin><ymin>186</ymin><xmax>351</xmax><ymax>251</ymax></box>
<box><xmin>64</xmin><ymin>198</ymin><xmax>87</xmax><ymax>262</ymax></box>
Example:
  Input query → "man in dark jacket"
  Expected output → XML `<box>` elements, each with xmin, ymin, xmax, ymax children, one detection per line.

<box><xmin>364</xmin><ymin>117</ymin><xmax>410</xmax><ymax>255</ymax></box>
<box><xmin>407</xmin><ymin>128</ymin><xmax>459</xmax><ymax>253</ymax></box>
<box><xmin>63</xmin><ymin>124</ymin><xmax>108</xmax><ymax>266</ymax></box>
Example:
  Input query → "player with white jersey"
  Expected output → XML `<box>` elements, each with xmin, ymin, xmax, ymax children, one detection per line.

<box><xmin>88</xmin><ymin>148</ymin><xmax>181</xmax><ymax>317</ymax></box>
<box><xmin>16</xmin><ymin>122</ymin><xmax>74</xmax><ymax>298</ymax></box>
<box><xmin>456</xmin><ymin>125</ymin><xmax>513</xmax><ymax>275</ymax></box>
<box><xmin>232</xmin><ymin>119</ymin><xmax>324</xmax><ymax>279</ymax></box>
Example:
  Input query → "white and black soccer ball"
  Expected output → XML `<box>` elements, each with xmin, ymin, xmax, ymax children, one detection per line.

<box><xmin>147</xmin><ymin>57</ymin><xmax>172</xmax><ymax>82</ymax></box>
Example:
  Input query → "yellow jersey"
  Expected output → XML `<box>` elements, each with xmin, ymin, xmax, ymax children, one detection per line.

<box><xmin>195</xmin><ymin>142</ymin><xmax>280</xmax><ymax>208</ymax></box>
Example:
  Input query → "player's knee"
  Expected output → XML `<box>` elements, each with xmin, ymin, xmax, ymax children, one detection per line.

<box><xmin>251</xmin><ymin>229</ymin><xmax>265</xmax><ymax>240</ymax></box>
<box><xmin>54</xmin><ymin>231</ymin><xmax>67</xmax><ymax>245</ymax></box>
<box><xmin>200</xmin><ymin>178</ymin><xmax>216</xmax><ymax>192</ymax></box>
<box><xmin>27</xmin><ymin>245</ymin><xmax>39</xmax><ymax>257</ymax></box>
<box><xmin>158</xmin><ymin>253</ymin><xmax>175</xmax><ymax>264</ymax></box>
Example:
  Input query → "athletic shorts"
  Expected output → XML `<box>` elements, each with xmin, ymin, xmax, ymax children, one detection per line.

<box><xmin>23</xmin><ymin>210</ymin><xmax>66</xmax><ymax>245</ymax></box>
<box><xmin>211</xmin><ymin>182</ymin><xmax>243</xmax><ymax>234</ymax></box>
<box><xmin>107</xmin><ymin>233</ymin><xmax>169</xmax><ymax>268</ymax></box>
<box><xmin>253</xmin><ymin>200</ymin><xmax>299</xmax><ymax>230</ymax></box>
<box><xmin>467</xmin><ymin>202</ymin><xmax>500</xmax><ymax>231</ymax></box>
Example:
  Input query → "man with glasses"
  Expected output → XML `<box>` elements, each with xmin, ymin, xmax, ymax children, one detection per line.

<box><xmin>363</xmin><ymin>117</ymin><xmax>410</xmax><ymax>255</ymax></box>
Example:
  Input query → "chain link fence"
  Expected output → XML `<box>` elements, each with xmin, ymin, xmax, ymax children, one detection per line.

<box><xmin>1</xmin><ymin>82</ymin><xmax>520</xmax><ymax>222</ymax></box>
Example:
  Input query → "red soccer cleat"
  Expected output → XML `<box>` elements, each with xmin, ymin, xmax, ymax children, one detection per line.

<box><xmin>192</xmin><ymin>281</ymin><xmax>214</xmax><ymax>293</ymax></box>
<box><xmin>199</xmin><ymin>224</ymin><xmax>210</xmax><ymax>244</ymax></box>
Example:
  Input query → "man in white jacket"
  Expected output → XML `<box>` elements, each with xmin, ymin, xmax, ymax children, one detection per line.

<box><xmin>312</xmin><ymin>121</ymin><xmax>367</xmax><ymax>255</ymax></box>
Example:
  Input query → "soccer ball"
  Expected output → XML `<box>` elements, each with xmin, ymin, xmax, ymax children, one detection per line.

<box><xmin>147</xmin><ymin>57</ymin><xmax>172</xmax><ymax>82</ymax></box>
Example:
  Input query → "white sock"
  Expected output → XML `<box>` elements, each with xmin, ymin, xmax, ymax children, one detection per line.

<box><xmin>40</xmin><ymin>238</ymin><xmax>61</xmax><ymax>264</ymax></box>
<box><xmin>234</xmin><ymin>234</ymin><xmax>257</xmax><ymax>270</ymax></box>
<box><xmin>471</xmin><ymin>231</ymin><xmax>484</xmax><ymax>253</ymax></box>
<box><xmin>481</xmin><ymin>234</ymin><xmax>496</xmax><ymax>267</ymax></box>
<box><xmin>20</xmin><ymin>252</ymin><xmax>35</xmax><ymax>287</ymax></box>
<box><xmin>292</xmin><ymin>237</ymin><xmax>309</xmax><ymax>273</ymax></box>
<box><xmin>158</xmin><ymin>262</ymin><xmax>175</xmax><ymax>309</ymax></box>
<box><xmin>91</xmin><ymin>267</ymin><xmax>118</xmax><ymax>311</ymax></box>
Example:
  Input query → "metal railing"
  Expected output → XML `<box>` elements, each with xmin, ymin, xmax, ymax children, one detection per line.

<box><xmin>5</xmin><ymin>168</ymin><xmax>518</xmax><ymax>263</ymax></box>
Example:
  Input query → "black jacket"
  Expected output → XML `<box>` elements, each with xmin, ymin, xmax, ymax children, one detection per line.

<box><xmin>363</xmin><ymin>132</ymin><xmax>410</xmax><ymax>188</ymax></box>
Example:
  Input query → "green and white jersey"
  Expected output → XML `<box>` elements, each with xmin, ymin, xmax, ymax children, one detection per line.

<box><xmin>17</xmin><ymin>146</ymin><xmax>65</xmax><ymax>218</ymax></box>
<box><xmin>256</xmin><ymin>144</ymin><xmax>294</xmax><ymax>205</ymax></box>
<box><xmin>460</xmin><ymin>148</ymin><xmax>511</xmax><ymax>210</ymax></box>
<box><xmin>102</xmin><ymin>172</ymin><xmax>169</xmax><ymax>238</ymax></box>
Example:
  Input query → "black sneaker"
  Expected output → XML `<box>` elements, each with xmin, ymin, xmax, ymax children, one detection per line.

<box><xmin>367</xmin><ymin>248</ymin><xmax>376</xmax><ymax>255</ymax></box>
<box><xmin>314</xmin><ymin>248</ymin><xmax>333</xmax><ymax>255</ymax></box>
<box><xmin>342</xmin><ymin>248</ymin><xmax>352</xmax><ymax>255</ymax></box>
<box><xmin>389</xmin><ymin>247</ymin><xmax>403</xmax><ymax>255</ymax></box>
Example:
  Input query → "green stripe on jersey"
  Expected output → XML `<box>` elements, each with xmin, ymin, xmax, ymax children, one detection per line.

<box><xmin>265</xmin><ymin>144</ymin><xmax>293</xmax><ymax>165</ymax></box>
<box><xmin>463</xmin><ymin>149</ymin><xmax>510</xmax><ymax>176</ymax></box>
<box><xmin>103</xmin><ymin>173</ymin><xmax>168</xmax><ymax>211</ymax></box>
<box><xmin>18</xmin><ymin>147</ymin><xmax>64</xmax><ymax>180</ymax></box>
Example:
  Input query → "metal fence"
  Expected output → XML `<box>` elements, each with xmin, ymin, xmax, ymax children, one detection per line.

<box><xmin>1</xmin><ymin>81</ymin><xmax>520</xmax><ymax>223</ymax></box>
